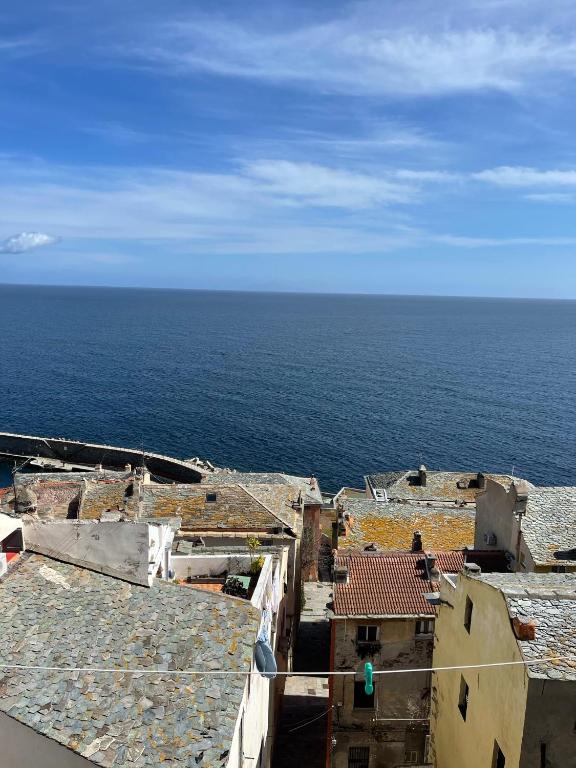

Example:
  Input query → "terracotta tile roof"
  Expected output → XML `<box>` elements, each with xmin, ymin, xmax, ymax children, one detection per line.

<box><xmin>333</xmin><ymin>550</ymin><xmax>465</xmax><ymax>617</ymax></box>
<box><xmin>339</xmin><ymin>499</ymin><xmax>475</xmax><ymax>551</ymax></box>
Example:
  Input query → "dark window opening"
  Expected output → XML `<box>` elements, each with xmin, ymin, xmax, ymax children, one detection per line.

<box><xmin>348</xmin><ymin>747</ymin><xmax>370</xmax><ymax>768</ymax></box>
<box><xmin>415</xmin><ymin>619</ymin><xmax>434</xmax><ymax>637</ymax></box>
<box><xmin>354</xmin><ymin>681</ymin><xmax>375</xmax><ymax>709</ymax></box>
<box><xmin>205</xmin><ymin>492</ymin><xmax>217</xmax><ymax>503</ymax></box>
<box><xmin>464</xmin><ymin>596</ymin><xmax>473</xmax><ymax>633</ymax></box>
<box><xmin>357</xmin><ymin>625</ymin><xmax>378</xmax><ymax>643</ymax></box>
<box><xmin>458</xmin><ymin>676</ymin><xmax>469</xmax><ymax>721</ymax></box>
<box><xmin>540</xmin><ymin>743</ymin><xmax>546</xmax><ymax>768</ymax></box>
<box><xmin>492</xmin><ymin>742</ymin><xmax>505</xmax><ymax>768</ymax></box>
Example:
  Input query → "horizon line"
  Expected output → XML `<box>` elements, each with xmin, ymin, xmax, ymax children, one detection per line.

<box><xmin>0</xmin><ymin>281</ymin><xmax>574</xmax><ymax>302</ymax></box>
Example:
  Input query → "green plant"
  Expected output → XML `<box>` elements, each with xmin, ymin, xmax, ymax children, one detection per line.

<box><xmin>250</xmin><ymin>555</ymin><xmax>265</xmax><ymax>574</ymax></box>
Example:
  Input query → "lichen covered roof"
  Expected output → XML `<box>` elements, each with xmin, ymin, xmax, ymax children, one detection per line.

<box><xmin>203</xmin><ymin>471</ymin><xmax>322</xmax><ymax>504</ymax></box>
<box><xmin>0</xmin><ymin>553</ymin><xmax>259</xmax><ymax>767</ymax></box>
<box><xmin>141</xmin><ymin>484</ymin><xmax>293</xmax><ymax>531</ymax></box>
<box><xmin>79</xmin><ymin>480</ymin><xmax>136</xmax><ymax>520</ymax></box>
<box><xmin>340</xmin><ymin>499</ymin><xmax>475</xmax><ymax>551</ymax></box>
<box><xmin>522</xmin><ymin>487</ymin><xmax>576</xmax><ymax>566</ymax></box>
<box><xmin>333</xmin><ymin>550</ymin><xmax>465</xmax><ymax>617</ymax></box>
<box><xmin>477</xmin><ymin>572</ymin><xmax>576</xmax><ymax>680</ymax></box>
<box><xmin>366</xmin><ymin>470</ymin><xmax>526</xmax><ymax>504</ymax></box>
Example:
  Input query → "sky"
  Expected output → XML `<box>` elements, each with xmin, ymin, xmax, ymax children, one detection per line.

<box><xmin>2</xmin><ymin>0</ymin><xmax>576</xmax><ymax>297</ymax></box>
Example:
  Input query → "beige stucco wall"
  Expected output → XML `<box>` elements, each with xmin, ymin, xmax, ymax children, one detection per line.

<box><xmin>430</xmin><ymin>574</ymin><xmax>528</xmax><ymax>768</ymax></box>
<box><xmin>0</xmin><ymin>712</ymin><xmax>94</xmax><ymax>768</ymax></box>
<box><xmin>331</xmin><ymin>617</ymin><xmax>432</xmax><ymax>768</ymax></box>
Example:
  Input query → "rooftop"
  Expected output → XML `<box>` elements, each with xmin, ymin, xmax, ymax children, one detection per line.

<box><xmin>339</xmin><ymin>499</ymin><xmax>475</xmax><ymax>551</ymax></box>
<box><xmin>521</xmin><ymin>487</ymin><xmax>576</xmax><ymax>566</ymax></box>
<box><xmin>0</xmin><ymin>553</ymin><xmax>260</xmax><ymax>767</ymax></box>
<box><xmin>203</xmin><ymin>471</ymin><xmax>323</xmax><ymax>505</ymax></box>
<box><xmin>476</xmin><ymin>572</ymin><xmax>576</xmax><ymax>681</ymax></box>
<box><xmin>333</xmin><ymin>550</ymin><xmax>465</xmax><ymax>617</ymax></box>
<box><xmin>366</xmin><ymin>469</ymin><xmax>525</xmax><ymax>504</ymax></box>
<box><xmin>79</xmin><ymin>479</ymin><xmax>136</xmax><ymax>521</ymax></box>
<box><xmin>140</xmin><ymin>483</ymin><xmax>296</xmax><ymax>532</ymax></box>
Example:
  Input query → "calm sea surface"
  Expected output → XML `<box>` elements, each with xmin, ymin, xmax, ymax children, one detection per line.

<box><xmin>0</xmin><ymin>285</ymin><xmax>575</xmax><ymax>490</ymax></box>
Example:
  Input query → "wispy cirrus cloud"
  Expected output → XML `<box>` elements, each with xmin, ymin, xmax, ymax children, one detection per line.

<box><xmin>129</xmin><ymin>6</ymin><xmax>576</xmax><ymax>96</ymax></box>
<box><xmin>0</xmin><ymin>232</ymin><xmax>60</xmax><ymax>254</ymax></box>
<box><xmin>475</xmin><ymin>166</ymin><xmax>576</xmax><ymax>187</ymax></box>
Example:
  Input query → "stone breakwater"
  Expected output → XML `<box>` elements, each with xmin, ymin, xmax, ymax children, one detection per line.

<box><xmin>0</xmin><ymin>431</ymin><xmax>213</xmax><ymax>484</ymax></box>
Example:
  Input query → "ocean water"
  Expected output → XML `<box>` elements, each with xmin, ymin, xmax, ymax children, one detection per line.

<box><xmin>0</xmin><ymin>285</ymin><xmax>575</xmax><ymax>491</ymax></box>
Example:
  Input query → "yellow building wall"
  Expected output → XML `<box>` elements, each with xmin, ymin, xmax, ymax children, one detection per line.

<box><xmin>430</xmin><ymin>574</ymin><xmax>528</xmax><ymax>768</ymax></box>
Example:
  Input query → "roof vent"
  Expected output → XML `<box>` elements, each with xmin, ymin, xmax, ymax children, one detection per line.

<box><xmin>373</xmin><ymin>488</ymin><xmax>388</xmax><ymax>503</ymax></box>
<box><xmin>333</xmin><ymin>565</ymin><xmax>349</xmax><ymax>585</ymax></box>
<box><xmin>512</xmin><ymin>615</ymin><xmax>536</xmax><ymax>641</ymax></box>
<box><xmin>418</xmin><ymin>465</ymin><xmax>427</xmax><ymax>487</ymax></box>
<box><xmin>364</xmin><ymin>543</ymin><xmax>378</xmax><ymax>552</ymax></box>
<box><xmin>411</xmin><ymin>531</ymin><xmax>423</xmax><ymax>553</ymax></box>
<box><xmin>205</xmin><ymin>492</ymin><xmax>217</xmax><ymax>503</ymax></box>
<box><xmin>463</xmin><ymin>562</ymin><xmax>481</xmax><ymax>576</ymax></box>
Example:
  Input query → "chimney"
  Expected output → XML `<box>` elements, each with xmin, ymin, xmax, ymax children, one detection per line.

<box><xmin>333</xmin><ymin>564</ymin><xmax>349</xmax><ymax>585</ymax></box>
<box><xmin>125</xmin><ymin>463</ymin><xmax>132</xmax><ymax>472</ymax></box>
<box><xmin>512</xmin><ymin>481</ymin><xmax>529</xmax><ymax>515</ymax></box>
<box><xmin>425</xmin><ymin>551</ymin><xmax>439</xmax><ymax>579</ymax></box>
<box><xmin>411</xmin><ymin>531</ymin><xmax>423</xmax><ymax>552</ymax></box>
<box><xmin>512</xmin><ymin>615</ymin><xmax>536</xmax><ymax>641</ymax></box>
<box><xmin>463</xmin><ymin>562</ymin><xmax>481</xmax><ymax>576</ymax></box>
<box><xmin>418</xmin><ymin>465</ymin><xmax>427</xmax><ymax>487</ymax></box>
<box><xmin>476</xmin><ymin>472</ymin><xmax>486</xmax><ymax>490</ymax></box>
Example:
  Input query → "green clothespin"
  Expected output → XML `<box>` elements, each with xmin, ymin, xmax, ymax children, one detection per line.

<box><xmin>364</xmin><ymin>662</ymin><xmax>373</xmax><ymax>695</ymax></box>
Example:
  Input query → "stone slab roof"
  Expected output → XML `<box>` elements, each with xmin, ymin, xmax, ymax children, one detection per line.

<box><xmin>15</xmin><ymin>470</ymin><xmax>131</xmax><ymax>486</ymax></box>
<box><xmin>340</xmin><ymin>499</ymin><xmax>475</xmax><ymax>551</ymax></box>
<box><xmin>140</xmin><ymin>484</ymin><xmax>295</xmax><ymax>532</ymax></box>
<box><xmin>203</xmin><ymin>472</ymin><xmax>322</xmax><ymax>504</ymax></box>
<box><xmin>79</xmin><ymin>479</ymin><xmax>137</xmax><ymax>520</ymax></box>
<box><xmin>0</xmin><ymin>553</ymin><xmax>260</xmax><ymax>767</ymax></box>
<box><xmin>365</xmin><ymin>470</ymin><xmax>524</xmax><ymax>504</ymax></box>
<box><xmin>522</xmin><ymin>487</ymin><xmax>576</xmax><ymax>566</ymax></box>
<box><xmin>477</xmin><ymin>573</ymin><xmax>576</xmax><ymax>681</ymax></box>
<box><xmin>333</xmin><ymin>550</ymin><xmax>465</xmax><ymax>617</ymax></box>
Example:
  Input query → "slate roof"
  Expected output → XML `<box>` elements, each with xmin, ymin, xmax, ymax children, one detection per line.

<box><xmin>365</xmin><ymin>470</ymin><xmax>525</xmax><ymax>504</ymax></box>
<box><xmin>203</xmin><ymin>471</ymin><xmax>323</xmax><ymax>504</ymax></box>
<box><xmin>0</xmin><ymin>553</ymin><xmax>260</xmax><ymax>767</ymax></box>
<box><xmin>79</xmin><ymin>479</ymin><xmax>137</xmax><ymax>520</ymax></box>
<box><xmin>521</xmin><ymin>487</ymin><xmax>576</xmax><ymax>566</ymax></box>
<box><xmin>476</xmin><ymin>573</ymin><xmax>576</xmax><ymax>680</ymax></box>
<box><xmin>140</xmin><ymin>484</ymin><xmax>295</xmax><ymax>531</ymax></box>
<box><xmin>339</xmin><ymin>499</ymin><xmax>475</xmax><ymax>551</ymax></box>
<box><xmin>333</xmin><ymin>551</ymin><xmax>465</xmax><ymax>617</ymax></box>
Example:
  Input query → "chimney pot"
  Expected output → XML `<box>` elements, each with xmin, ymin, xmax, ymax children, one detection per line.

<box><xmin>411</xmin><ymin>531</ymin><xmax>423</xmax><ymax>552</ymax></box>
<box><xmin>512</xmin><ymin>615</ymin><xmax>536</xmax><ymax>641</ymax></box>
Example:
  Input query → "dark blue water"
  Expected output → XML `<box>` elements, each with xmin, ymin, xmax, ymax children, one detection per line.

<box><xmin>0</xmin><ymin>285</ymin><xmax>575</xmax><ymax>490</ymax></box>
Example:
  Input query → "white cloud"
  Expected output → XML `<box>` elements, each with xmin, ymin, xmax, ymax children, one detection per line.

<box><xmin>475</xmin><ymin>166</ymin><xmax>576</xmax><ymax>187</ymax></box>
<box><xmin>525</xmin><ymin>192</ymin><xmax>576</xmax><ymax>203</ymax></box>
<box><xmin>129</xmin><ymin>9</ymin><xmax>576</xmax><ymax>96</ymax></box>
<box><xmin>0</xmin><ymin>232</ymin><xmax>60</xmax><ymax>254</ymax></box>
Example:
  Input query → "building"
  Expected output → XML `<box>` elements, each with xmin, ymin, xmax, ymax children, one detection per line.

<box><xmin>364</xmin><ymin>467</ymin><xmax>523</xmax><ymax>505</ymax></box>
<box><xmin>328</xmin><ymin>550</ymin><xmax>466</xmax><ymax>768</ymax></box>
<box><xmin>430</xmin><ymin>571</ymin><xmax>576</xmax><ymax>768</ymax></box>
<box><xmin>475</xmin><ymin>478</ymin><xmax>576</xmax><ymax>572</ymax></box>
<box><xmin>0</xmin><ymin>552</ymin><xmax>273</xmax><ymax>768</ymax></box>
<box><xmin>336</xmin><ymin>499</ymin><xmax>476</xmax><ymax>553</ymax></box>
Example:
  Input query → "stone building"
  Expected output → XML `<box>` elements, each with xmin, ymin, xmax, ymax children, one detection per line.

<box><xmin>328</xmin><ymin>550</ymin><xmax>466</xmax><ymax>768</ymax></box>
<box><xmin>430</xmin><ymin>571</ymin><xmax>576</xmax><ymax>768</ymax></box>
<box><xmin>474</xmin><ymin>478</ymin><xmax>576</xmax><ymax>572</ymax></box>
<box><xmin>0</xmin><ymin>551</ymin><xmax>271</xmax><ymax>768</ymax></box>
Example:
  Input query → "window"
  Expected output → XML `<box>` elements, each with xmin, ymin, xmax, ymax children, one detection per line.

<box><xmin>404</xmin><ymin>750</ymin><xmax>419</xmax><ymax>764</ymax></box>
<box><xmin>492</xmin><ymin>742</ymin><xmax>505</xmax><ymax>768</ymax></box>
<box><xmin>464</xmin><ymin>596</ymin><xmax>473</xmax><ymax>633</ymax></box>
<box><xmin>458</xmin><ymin>676</ymin><xmax>469</xmax><ymax>721</ymax></box>
<box><xmin>205</xmin><ymin>492</ymin><xmax>217</xmax><ymax>502</ymax></box>
<box><xmin>348</xmin><ymin>747</ymin><xmax>370</xmax><ymax>768</ymax></box>
<box><xmin>354</xmin><ymin>681</ymin><xmax>375</xmax><ymax>709</ymax></box>
<box><xmin>357</xmin><ymin>625</ymin><xmax>378</xmax><ymax>643</ymax></box>
<box><xmin>540</xmin><ymin>743</ymin><xmax>547</xmax><ymax>768</ymax></box>
<box><xmin>552</xmin><ymin>565</ymin><xmax>567</xmax><ymax>573</ymax></box>
<box><xmin>415</xmin><ymin>619</ymin><xmax>434</xmax><ymax>637</ymax></box>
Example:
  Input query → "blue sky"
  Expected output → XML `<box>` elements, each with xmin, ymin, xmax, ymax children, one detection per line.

<box><xmin>2</xmin><ymin>0</ymin><xmax>576</xmax><ymax>296</ymax></box>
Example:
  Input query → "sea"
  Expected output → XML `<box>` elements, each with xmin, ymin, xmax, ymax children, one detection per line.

<box><xmin>0</xmin><ymin>284</ymin><xmax>575</xmax><ymax>491</ymax></box>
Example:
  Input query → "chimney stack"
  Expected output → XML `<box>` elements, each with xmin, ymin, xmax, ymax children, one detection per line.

<box><xmin>424</xmin><ymin>551</ymin><xmax>439</xmax><ymax>579</ymax></box>
<box><xmin>418</xmin><ymin>465</ymin><xmax>427</xmax><ymax>487</ymax></box>
<box><xmin>477</xmin><ymin>472</ymin><xmax>486</xmax><ymax>490</ymax></box>
<box><xmin>411</xmin><ymin>531</ymin><xmax>423</xmax><ymax>552</ymax></box>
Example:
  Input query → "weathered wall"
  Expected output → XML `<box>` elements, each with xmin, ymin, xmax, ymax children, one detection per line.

<box><xmin>430</xmin><ymin>574</ymin><xmax>527</xmax><ymax>768</ymax></box>
<box><xmin>23</xmin><ymin>519</ymin><xmax>153</xmax><ymax>585</ymax></box>
<box><xmin>301</xmin><ymin>503</ymin><xmax>321</xmax><ymax>581</ymax></box>
<box><xmin>331</xmin><ymin>617</ymin><xmax>432</xmax><ymax>768</ymax></box>
<box><xmin>520</xmin><ymin>679</ymin><xmax>576</xmax><ymax>767</ymax></box>
<box><xmin>0</xmin><ymin>712</ymin><xmax>94</xmax><ymax>768</ymax></box>
<box><xmin>0</xmin><ymin>431</ymin><xmax>206</xmax><ymax>482</ymax></box>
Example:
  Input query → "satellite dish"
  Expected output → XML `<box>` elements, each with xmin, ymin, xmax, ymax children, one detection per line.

<box><xmin>254</xmin><ymin>639</ymin><xmax>277</xmax><ymax>679</ymax></box>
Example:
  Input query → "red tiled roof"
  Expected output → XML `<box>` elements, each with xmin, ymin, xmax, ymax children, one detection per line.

<box><xmin>333</xmin><ymin>550</ymin><xmax>465</xmax><ymax>617</ymax></box>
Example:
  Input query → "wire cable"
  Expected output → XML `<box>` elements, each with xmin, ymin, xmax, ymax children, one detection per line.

<box><xmin>288</xmin><ymin>706</ymin><xmax>335</xmax><ymax>733</ymax></box>
<box><xmin>0</xmin><ymin>654</ymin><xmax>574</xmax><ymax>677</ymax></box>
